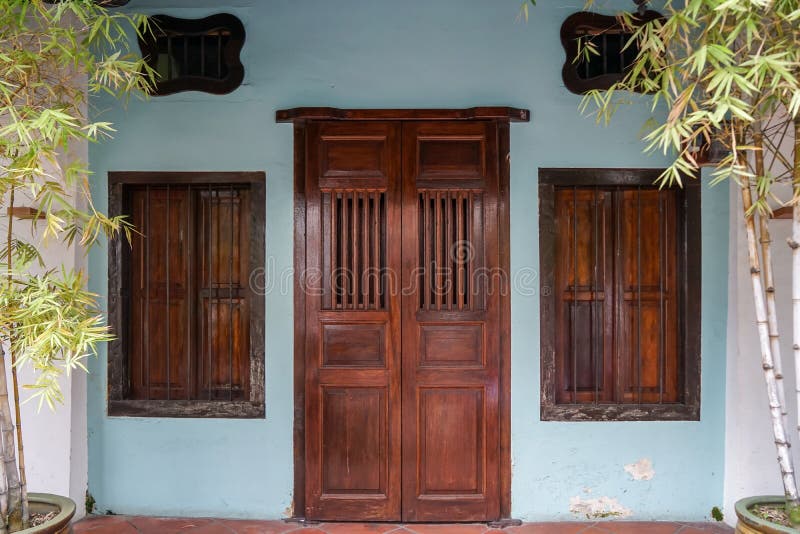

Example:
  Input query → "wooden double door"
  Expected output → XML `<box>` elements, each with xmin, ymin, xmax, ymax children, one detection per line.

<box><xmin>301</xmin><ymin>118</ymin><xmax>510</xmax><ymax>522</ymax></box>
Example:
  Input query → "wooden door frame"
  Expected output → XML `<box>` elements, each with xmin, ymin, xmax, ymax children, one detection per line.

<box><xmin>279</xmin><ymin>107</ymin><xmax>529</xmax><ymax>521</ymax></box>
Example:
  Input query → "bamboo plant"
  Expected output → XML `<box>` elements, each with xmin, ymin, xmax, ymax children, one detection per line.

<box><xmin>561</xmin><ymin>0</ymin><xmax>800</xmax><ymax>525</ymax></box>
<box><xmin>0</xmin><ymin>1</ymin><xmax>151</xmax><ymax>531</ymax></box>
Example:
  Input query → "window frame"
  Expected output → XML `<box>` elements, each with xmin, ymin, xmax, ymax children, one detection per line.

<box><xmin>539</xmin><ymin>168</ymin><xmax>701</xmax><ymax>421</ymax></box>
<box><xmin>560</xmin><ymin>10</ymin><xmax>662</xmax><ymax>95</ymax></box>
<box><xmin>107</xmin><ymin>171</ymin><xmax>266</xmax><ymax>418</ymax></box>
<box><xmin>138</xmin><ymin>13</ymin><xmax>246</xmax><ymax>96</ymax></box>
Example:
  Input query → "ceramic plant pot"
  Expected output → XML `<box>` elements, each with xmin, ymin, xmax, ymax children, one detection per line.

<box><xmin>735</xmin><ymin>496</ymin><xmax>798</xmax><ymax>534</ymax></box>
<box><xmin>20</xmin><ymin>493</ymin><xmax>76</xmax><ymax>534</ymax></box>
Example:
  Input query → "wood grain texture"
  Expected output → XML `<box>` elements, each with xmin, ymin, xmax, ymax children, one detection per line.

<box><xmin>539</xmin><ymin>169</ymin><xmax>701</xmax><ymax>422</ymax></box>
<box><xmin>400</xmin><ymin>121</ymin><xmax>501</xmax><ymax>522</ymax></box>
<box><xmin>276</xmin><ymin>107</ymin><xmax>530</xmax><ymax>123</ymax></box>
<box><xmin>303</xmin><ymin>121</ymin><xmax>402</xmax><ymax>521</ymax></box>
<box><xmin>107</xmin><ymin>172</ymin><xmax>265</xmax><ymax>419</ymax></box>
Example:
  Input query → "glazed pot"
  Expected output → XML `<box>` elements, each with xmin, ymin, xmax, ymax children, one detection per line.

<box><xmin>735</xmin><ymin>496</ymin><xmax>797</xmax><ymax>534</ymax></box>
<box><xmin>21</xmin><ymin>493</ymin><xmax>75</xmax><ymax>534</ymax></box>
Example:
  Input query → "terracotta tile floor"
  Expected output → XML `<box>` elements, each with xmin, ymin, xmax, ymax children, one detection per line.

<box><xmin>73</xmin><ymin>516</ymin><xmax>734</xmax><ymax>534</ymax></box>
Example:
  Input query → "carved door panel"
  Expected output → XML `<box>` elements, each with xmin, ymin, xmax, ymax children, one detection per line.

<box><xmin>304</xmin><ymin>120</ymin><xmax>503</xmax><ymax>522</ymax></box>
<box><xmin>400</xmin><ymin>121</ymin><xmax>501</xmax><ymax>522</ymax></box>
<box><xmin>303</xmin><ymin>121</ymin><xmax>402</xmax><ymax>521</ymax></box>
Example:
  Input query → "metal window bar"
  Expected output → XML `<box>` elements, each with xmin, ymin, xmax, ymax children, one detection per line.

<box><xmin>145</xmin><ymin>185</ymin><xmax>151</xmax><ymax>399</ymax></box>
<box><xmin>658</xmin><ymin>191</ymin><xmax>665</xmax><ymax>404</ymax></box>
<box><xmin>207</xmin><ymin>183</ymin><xmax>213</xmax><ymax>401</ymax></box>
<box><xmin>217</xmin><ymin>33</ymin><xmax>223</xmax><ymax>79</ymax></box>
<box><xmin>593</xmin><ymin>186</ymin><xmax>599</xmax><ymax>404</ymax></box>
<box><xmin>166</xmin><ymin>37</ymin><xmax>173</xmax><ymax>80</ymax></box>
<box><xmin>165</xmin><ymin>185</ymin><xmax>171</xmax><ymax>400</ymax></box>
<box><xmin>183</xmin><ymin>36</ymin><xmax>189</xmax><ymax>77</ymax></box>
<box><xmin>186</xmin><ymin>184</ymin><xmax>192</xmax><ymax>400</ymax></box>
<box><xmin>602</xmin><ymin>34</ymin><xmax>608</xmax><ymax>75</ymax></box>
<box><xmin>229</xmin><ymin>185</ymin><xmax>234</xmax><ymax>400</ymax></box>
<box><xmin>572</xmin><ymin>186</ymin><xmax>578</xmax><ymax>403</ymax></box>
<box><xmin>636</xmin><ymin>186</ymin><xmax>642</xmax><ymax>405</ymax></box>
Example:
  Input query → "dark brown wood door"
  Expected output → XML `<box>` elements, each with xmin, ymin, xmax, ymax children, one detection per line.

<box><xmin>303</xmin><ymin>121</ymin><xmax>403</xmax><ymax>521</ymax></box>
<box><xmin>303</xmin><ymin>120</ymin><xmax>504</xmax><ymax>522</ymax></box>
<box><xmin>400</xmin><ymin>121</ymin><xmax>501</xmax><ymax>522</ymax></box>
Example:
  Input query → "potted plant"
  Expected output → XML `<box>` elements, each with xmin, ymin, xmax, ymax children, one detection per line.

<box><xmin>0</xmin><ymin>1</ymin><xmax>151</xmax><ymax>532</ymax></box>
<box><xmin>525</xmin><ymin>0</ymin><xmax>800</xmax><ymax>530</ymax></box>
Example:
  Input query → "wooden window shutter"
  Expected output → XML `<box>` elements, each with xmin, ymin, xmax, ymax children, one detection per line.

<box><xmin>128</xmin><ymin>185</ymin><xmax>251</xmax><ymax>402</ymax></box>
<box><xmin>552</xmin><ymin>186</ymin><xmax>681</xmax><ymax>407</ymax></box>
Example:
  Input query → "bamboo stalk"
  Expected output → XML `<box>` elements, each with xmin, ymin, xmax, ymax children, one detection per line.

<box><xmin>742</xmin><ymin>177</ymin><xmax>800</xmax><ymax>508</ymax></box>
<box><xmin>2</xmin><ymin>189</ymin><xmax>22</xmax><ymax>531</ymax></box>
<box><xmin>9</xmin><ymin>341</ymin><xmax>27</xmax><ymax>528</ymax></box>
<box><xmin>792</xmin><ymin>118</ymin><xmax>800</xmax><ymax>453</ymax></box>
<box><xmin>753</xmin><ymin>123</ymin><xmax>789</xmax><ymax>432</ymax></box>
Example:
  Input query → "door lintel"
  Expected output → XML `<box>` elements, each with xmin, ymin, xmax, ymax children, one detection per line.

<box><xmin>276</xmin><ymin>107</ymin><xmax>530</xmax><ymax>123</ymax></box>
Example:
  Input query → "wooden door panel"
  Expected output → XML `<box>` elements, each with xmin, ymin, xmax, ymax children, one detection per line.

<box><xmin>401</xmin><ymin>121</ymin><xmax>501</xmax><ymax>522</ymax></box>
<box><xmin>418</xmin><ymin>388</ymin><xmax>484</xmax><ymax>495</ymax></box>
<box><xmin>304</xmin><ymin>122</ymin><xmax>402</xmax><ymax>521</ymax></box>
<box><xmin>321</xmin><ymin>387</ymin><xmax>387</xmax><ymax>494</ymax></box>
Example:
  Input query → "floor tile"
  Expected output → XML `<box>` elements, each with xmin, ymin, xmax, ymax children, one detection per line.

<box><xmin>507</xmin><ymin>523</ymin><xmax>592</xmax><ymax>534</ymax></box>
<box><xmin>597</xmin><ymin>522</ymin><xmax>680</xmax><ymax>534</ymax></box>
<box><xmin>320</xmin><ymin>523</ymin><xmax>409</xmax><ymax>534</ymax></box>
<box><xmin>72</xmin><ymin>517</ymin><xmax>735</xmax><ymax>534</ymax></box>
<box><xmin>404</xmin><ymin>524</ymin><xmax>490</xmax><ymax>534</ymax></box>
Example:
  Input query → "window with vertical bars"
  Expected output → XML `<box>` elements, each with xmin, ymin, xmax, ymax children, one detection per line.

<box><xmin>539</xmin><ymin>170</ymin><xmax>701</xmax><ymax>421</ymax></box>
<box><xmin>107</xmin><ymin>173</ymin><xmax>265</xmax><ymax>418</ymax></box>
<box><xmin>138</xmin><ymin>14</ymin><xmax>245</xmax><ymax>96</ymax></box>
<box><xmin>560</xmin><ymin>10</ymin><xmax>662</xmax><ymax>95</ymax></box>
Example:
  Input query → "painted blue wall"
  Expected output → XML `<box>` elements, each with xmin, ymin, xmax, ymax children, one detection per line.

<box><xmin>87</xmin><ymin>0</ymin><xmax>728</xmax><ymax>521</ymax></box>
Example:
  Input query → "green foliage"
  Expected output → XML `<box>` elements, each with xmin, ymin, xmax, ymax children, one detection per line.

<box><xmin>578</xmin><ymin>0</ymin><xmax>800</xmax><ymax>208</ymax></box>
<box><xmin>711</xmin><ymin>506</ymin><xmax>724</xmax><ymax>522</ymax></box>
<box><xmin>570</xmin><ymin>0</ymin><xmax>800</xmax><ymax>524</ymax></box>
<box><xmin>0</xmin><ymin>0</ymin><xmax>152</xmax><ymax>409</ymax></box>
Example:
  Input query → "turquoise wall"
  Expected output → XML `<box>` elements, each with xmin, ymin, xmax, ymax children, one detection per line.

<box><xmin>87</xmin><ymin>0</ymin><xmax>729</xmax><ymax>520</ymax></box>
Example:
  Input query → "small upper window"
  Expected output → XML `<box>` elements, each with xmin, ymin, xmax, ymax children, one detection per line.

<box><xmin>560</xmin><ymin>10</ymin><xmax>661</xmax><ymax>95</ymax></box>
<box><xmin>138</xmin><ymin>14</ymin><xmax>245</xmax><ymax>96</ymax></box>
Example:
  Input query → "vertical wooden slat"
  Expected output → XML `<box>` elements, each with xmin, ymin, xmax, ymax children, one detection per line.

<box><xmin>331</xmin><ymin>192</ymin><xmax>339</xmax><ymax>309</ymax></box>
<box><xmin>445</xmin><ymin>191</ymin><xmax>453</xmax><ymax>309</ymax></box>
<box><xmin>350</xmin><ymin>191</ymin><xmax>357</xmax><ymax>310</ymax></box>
<box><xmin>423</xmin><ymin>192</ymin><xmax>431</xmax><ymax>311</ymax></box>
<box><xmin>362</xmin><ymin>192</ymin><xmax>369</xmax><ymax>309</ymax></box>
<box><xmin>467</xmin><ymin>193</ymin><xmax>474</xmax><ymax>310</ymax></box>
<box><xmin>353</xmin><ymin>191</ymin><xmax>360</xmax><ymax>309</ymax></box>
<box><xmin>432</xmin><ymin>192</ymin><xmax>439</xmax><ymax>310</ymax></box>
<box><xmin>342</xmin><ymin>191</ymin><xmax>350</xmax><ymax>309</ymax></box>
<box><xmin>455</xmin><ymin>192</ymin><xmax>462</xmax><ymax>310</ymax></box>
<box><xmin>370</xmin><ymin>192</ymin><xmax>377</xmax><ymax>310</ymax></box>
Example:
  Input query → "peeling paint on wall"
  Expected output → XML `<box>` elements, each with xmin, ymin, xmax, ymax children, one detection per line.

<box><xmin>624</xmin><ymin>458</ymin><xmax>655</xmax><ymax>481</ymax></box>
<box><xmin>569</xmin><ymin>496</ymin><xmax>633</xmax><ymax>519</ymax></box>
